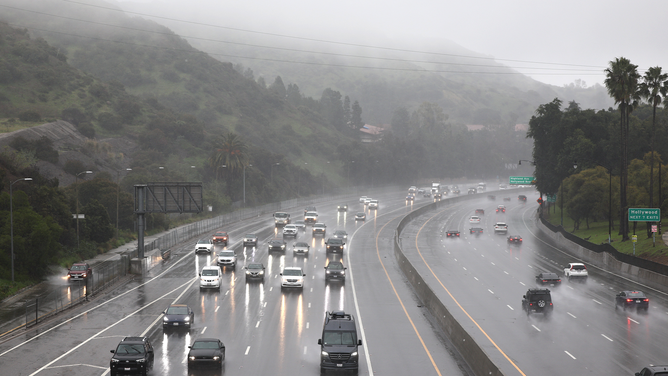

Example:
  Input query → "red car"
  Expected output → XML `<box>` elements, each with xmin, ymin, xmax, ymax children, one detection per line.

<box><xmin>67</xmin><ymin>262</ymin><xmax>92</xmax><ymax>281</ymax></box>
<box><xmin>212</xmin><ymin>231</ymin><xmax>229</xmax><ymax>245</ymax></box>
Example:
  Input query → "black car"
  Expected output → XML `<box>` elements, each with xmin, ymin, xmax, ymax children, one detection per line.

<box><xmin>324</xmin><ymin>261</ymin><xmax>347</xmax><ymax>282</ymax></box>
<box><xmin>187</xmin><ymin>338</ymin><xmax>225</xmax><ymax>369</ymax></box>
<box><xmin>518</xmin><ymin>195</ymin><xmax>527</xmax><ymax>201</ymax></box>
<box><xmin>615</xmin><ymin>290</ymin><xmax>649</xmax><ymax>312</ymax></box>
<box><xmin>452</xmin><ymin>188</ymin><xmax>461</xmax><ymax>194</ymax></box>
<box><xmin>635</xmin><ymin>365</ymin><xmax>668</xmax><ymax>376</ymax></box>
<box><xmin>245</xmin><ymin>263</ymin><xmax>265</xmax><ymax>281</ymax></box>
<box><xmin>423</xmin><ymin>192</ymin><xmax>431</xmax><ymax>198</ymax></box>
<box><xmin>242</xmin><ymin>234</ymin><xmax>258</xmax><ymax>247</ymax></box>
<box><xmin>536</xmin><ymin>272</ymin><xmax>561</xmax><ymax>287</ymax></box>
<box><xmin>522</xmin><ymin>288</ymin><xmax>553</xmax><ymax>316</ymax></box>
<box><xmin>469</xmin><ymin>227</ymin><xmax>483</xmax><ymax>235</ymax></box>
<box><xmin>268</xmin><ymin>239</ymin><xmax>287</xmax><ymax>252</ymax></box>
<box><xmin>325</xmin><ymin>237</ymin><xmax>345</xmax><ymax>253</ymax></box>
<box><xmin>337</xmin><ymin>204</ymin><xmax>348</xmax><ymax>212</ymax></box>
<box><xmin>446</xmin><ymin>230</ymin><xmax>460</xmax><ymax>237</ymax></box>
<box><xmin>110</xmin><ymin>336</ymin><xmax>154</xmax><ymax>376</ymax></box>
<box><xmin>333</xmin><ymin>230</ymin><xmax>348</xmax><ymax>241</ymax></box>
<box><xmin>475</xmin><ymin>209</ymin><xmax>485</xmax><ymax>215</ymax></box>
<box><xmin>507</xmin><ymin>235</ymin><xmax>523</xmax><ymax>244</ymax></box>
<box><xmin>163</xmin><ymin>304</ymin><xmax>194</xmax><ymax>329</ymax></box>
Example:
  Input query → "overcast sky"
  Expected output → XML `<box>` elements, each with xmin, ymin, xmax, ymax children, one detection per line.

<box><xmin>118</xmin><ymin>0</ymin><xmax>667</xmax><ymax>88</ymax></box>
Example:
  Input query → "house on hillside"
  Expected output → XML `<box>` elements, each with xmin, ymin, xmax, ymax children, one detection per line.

<box><xmin>465</xmin><ymin>124</ymin><xmax>528</xmax><ymax>132</ymax></box>
<box><xmin>359</xmin><ymin>124</ymin><xmax>386</xmax><ymax>143</ymax></box>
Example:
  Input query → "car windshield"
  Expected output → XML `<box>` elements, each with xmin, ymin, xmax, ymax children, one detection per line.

<box><xmin>283</xmin><ymin>269</ymin><xmax>303</xmax><ymax>276</ymax></box>
<box><xmin>192</xmin><ymin>341</ymin><xmax>219</xmax><ymax>349</ymax></box>
<box><xmin>71</xmin><ymin>264</ymin><xmax>87</xmax><ymax>271</ymax></box>
<box><xmin>323</xmin><ymin>331</ymin><xmax>357</xmax><ymax>346</ymax></box>
<box><xmin>357</xmin><ymin>213</ymin><xmax>364</xmax><ymax>216</ymax></box>
<box><xmin>245</xmin><ymin>234</ymin><xmax>256</xmax><ymax>238</ymax></box>
<box><xmin>275</xmin><ymin>213</ymin><xmax>288</xmax><ymax>218</ymax></box>
<box><xmin>215</xmin><ymin>232</ymin><xmax>227</xmax><ymax>236</ymax></box>
<box><xmin>116</xmin><ymin>344</ymin><xmax>145</xmax><ymax>354</ymax></box>
<box><xmin>328</xmin><ymin>239</ymin><xmax>342</xmax><ymax>244</ymax></box>
<box><xmin>166</xmin><ymin>306</ymin><xmax>188</xmax><ymax>315</ymax></box>
<box><xmin>248</xmin><ymin>264</ymin><xmax>263</xmax><ymax>270</ymax></box>
<box><xmin>295</xmin><ymin>242</ymin><xmax>308</xmax><ymax>247</ymax></box>
<box><xmin>201</xmin><ymin>269</ymin><xmax>219</xmax><ymax>276</ymax></box>
<box><xmin>197</xmin><ymin>239</ymin><xmax>209</xmax><ymax>244</ymax></box>
<box><xmin>327</xmin><ymin>263</ymin><xmax>344</xmax><ymax>270</ymax></box>
<box><xmin>542</xmin><ymin>273</ymin><xmax>558</xmax><ymax>279</ymax></box>
<box><xmin>220</xmin><ymin>251</ymin><xmax>234</xmax><ymax>257</ymax></box>
<box><xmin>306</xmin><ymin>212</ymin><xmax>317</xmax><ymax>216</ymax></box>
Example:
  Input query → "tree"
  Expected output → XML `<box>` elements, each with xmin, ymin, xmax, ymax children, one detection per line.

<box><xmin>350</xmin><ymin>100</ymin><xmax>364</xmax><ymax>129</ymax></box>
<box><xmin>320</xmin><ymin>88</ymin><xmax>344</xmax><ymax>129</ymax></box>
<box><xmin>82</xmin><ymin>199</ymin><xmax>114</xmax><ymax>243</ymax></box>
<box><xmin>637</xmin><ymin>66</ymin><xmax>667</xmax><ymax>238</ymax></box>
<box><xmin>269</xmin><ymin>76</ymin><xmax>286</xmax><ymax>98</ymax></box>
<box><xmin>604</xmin><ymin>57</ymin><xmax>640</xmax><ymax>241</ymax></box>
<box><xmin>286</xmin><ymin>84</ymin><xmax>301</xmax><ymax>106</ymax></box>
<box><xmin>343</xmin><ymin>96</ymin><xmax>351</xmax><ymax>125</ymax></box>
<box><xmin>209</xmin><ymin>132</ymin><xmax>249</xmax><ymax>178</ymax></box>
<box><xmin>391</xmin><ymin>107</ymin><xmax>411</xmax><ymax>137</ymax></box>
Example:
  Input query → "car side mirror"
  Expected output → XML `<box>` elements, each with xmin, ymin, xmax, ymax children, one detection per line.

<box><xmin>324</xmin><ymin>267</ymin><xmax>327</xmax><ymax>270</ymax></box>
<box><xmin>110</xmin><ymin>350</ymin><xmax>115</xmax><ymax>354</ymax></box>
<box><xmin>318</xmin><ymin>339</ymin><xmax>322</xmax><ymax>345</ymax></box>
<box><xmin>280</xmin><ymin>273</ymin><xmax>283</xmax><ymax>276</ymax></box>
<box><xmin>522</xmin><ymin>295</ymin><xmax>526</xmax><ymax>299</ymax></box>
<box><xmin>358</xmin><ymin>339</ymin><xmax>362</xmax><ymax>345</ymax></box>
<box><xmin>198</xmin><ymin>273</ymin><xmax>201</xmax><ymax>276</ymax></box>
<box><xmin>345</xmin><ymin>267</ymin><xmax>348</xmax><ymax>270</ymax></box>
<box><xmin>303</xmin><ymin>274</ymin><xmax>306</xmax><ymax>276</ymax></box>
<box><xmin>188</xmin><ymin>346</ymin><xmax>192</xmax><ymax>349</ymax></box>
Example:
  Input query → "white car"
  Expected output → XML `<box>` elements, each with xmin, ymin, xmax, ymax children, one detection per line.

<box><xmin>194</xmin><ymin>238</ymin><xmax>214</xmax><ymax>254</ymax></box>
<box><xmin>564</xmin><ymin>263</ymin><xmax>588</xmax><ymax>281</ymax></box>
<box><xmin>469</xmin><ymin>216</ymin><xmax>481</xmax><ymax>224</ymax></box>
<box><xmin>280</xmin><ymin>267</ymin><xmax>305</xmax><ymax>289</ymax></box>
<box><xmin>359</xmin><ymin>196</ymin><xmax>368</xmax><ymax>203</ymax></box>
<box><xmin>363</xmin><ymin>197</ymin><xmax>372</xmax><ymax>205</ymax></box>
<box><xmin>199</xmin><ymin>265</ymin><xmax>222</xmax><ymax>290</ymax></box>
<box><xmin>217</xmin><ymin>250</ymin><xmax>237</xmax><ymax>268</ymax></box>
<box><xmin>282</xmin><ymin>224</ymin><xmax>298</xmax><ymax>237</ymax></box>
<box><xmin>368</xmin><ymin>199</ymin><xmax>379</xmax><ymax>209</ymax></box>
<box><xmin>293</xmin><ymin>241</ymin><xmax>310</xmax><ymax>255</ymax></box>
<box><xmin>494</xmin><ymin>222</ymin><xmax>508</xmax><ymax>234</ymax></box>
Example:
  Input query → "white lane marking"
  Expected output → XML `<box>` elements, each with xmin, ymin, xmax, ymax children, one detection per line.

<box><xmin>528</xmin><ymin>264</ymin><xmax>533</xmax><ymax>268</ymax></box>
<box><xmin>245</xmin><ymin>346</ymin><xmax>251</xmax><ymax>355</ymax></box>
<box><xmin>270</xmin><ymin>287</ymin><xmax>273</xmax><ymax>291</ymax></box>
<box><xmin>303</xmin><ymin>346</ymin><xmax>307</xmax><ymax>355</ymax></box>
<box><xmin>215</xmin><ymin>306</ymin><xmax>220</xmax><ymax>312</ymax></box>
<box><xmin>306</xmin><ymin>322</ymin><xmax>309</xmax><ymax>329</ymax></box>
<box><xmin>601</xmin><ymin>334</ymin><xmax>613</xmax><ymax>342</ymax></box>
<box><xmin>520</xmin><ymin>282</ymin><xmax>525</xmax><ymax>286</ymax></box>
<box><xmin>592</xmin><ymin>299</ymin><xmax>602</xmax><ymax>305</ymax></box>
<box><xmin>310</xmin><ymin>288</ymin><xmax>313</xmax><ymax>292</ymax></box>
<box><xmin>312</xmin><ymin>276</ymin><xmax>315</xmax><ymax>279</ymax></box>
<box><xmin>225</xmin><ymin>290</ymin><xmax>229</xmax><ymax>295</ymax></box>
<box><xmin>308</xmin><ymin>303</ymin><xmax>311</xmax><ymax>308</ymax></box>
<box><xmin>263</xmin><ymin>302</ymin><xmax>267</xmax><ymax>308</ymax></box>
<box><xmin>567</xmin><ymin>312</ymin><xmax>576</xmax><ymax>319</ymax></box>
<box><xmin>481</xmin><ymin>254</ymin><xmax>485</xmax><ymax>258</ymax></box>
<box><xmin>503</xmin><ymin>271</ymin><xmax>509</xmax><ymax>275</ymax></box>
<box><xmin>201</xmin><ymin>327</ymin><xmax>207</xmax><ymax>334</ymax></box>
<box><xmin>463</xmin><ymin>267</ymin><xmax>467</xmax><ymax>271</ymax></box>
<box><xmin>515</xmin><ymin>257</ymin><xmax>519</xmax><ymax>260</ymax></box>
<box><xmin>532</xmin><ymin>325</ymin><xmax>541</xmax><ymax>332</ymax></box>
<box><xmin>454</xmin><ymin>258</ymin><xmax>458</xmax><ymax>262</ymax></box>
<box><xmin>628</xmin><ymin>317</ymin><xmax>640</xmax><ymax>324</ymax></box>
<box><xmin>507</xmin><ymin>305</ymin><xmax>514</xmax><ymax>311</ymax></box>
<box><xmin>491</xmin><ymin>262</ymin><xmax>495</xmax><ymax>266</ymax></box>
<box><xmin>488</xmin><ymin>289</ymin><xmax>494</xmax><ymax>294</ymax></box>
<box><xmin>567</xmin><ymin>286</ymin><xmax>574</xmax><ymax>290</ymax></box>
<box><xmin>564</xmin><ymin>351</ymin><xmax>576</xmax><ymax>360</ymax></box>
<box><xmin>473</xmin><ymin>277</ymin><xmax>479</xmax><ymax>281</ymax></box>
<box><xmin>255</xmin><ymin>321</ymin><xmax>260</xmax><ymax>328</ymax></box>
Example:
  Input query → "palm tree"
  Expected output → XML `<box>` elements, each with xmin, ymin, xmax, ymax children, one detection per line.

<box><xmin>209</xmin><ymin>133</ymin><xmax>249</xmax><ymax>178</ymax></box>
<box><xmin>637</xmin><ymin>67</ymin><xmax>668</xmax><ymax>227</ymax></box>
<box><xmin>604</xmin><ymin>57</ymin><xmax>640</xmax><ymax>241</ymax></box>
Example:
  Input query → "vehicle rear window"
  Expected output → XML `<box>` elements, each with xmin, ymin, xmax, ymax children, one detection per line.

<box><xmin>627</xmin><ymin>291</ymin><xmax>645</xmax><ymax>297</ymax></box>
<box><xmin>572</xmin><ymin>265</ymin><xmax>585</xmax><ymax>270</ymax></box>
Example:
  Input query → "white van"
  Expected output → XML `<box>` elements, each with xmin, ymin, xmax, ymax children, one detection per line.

<box><xmin>199</xmin><ymin>265</ymin><xmax>222</xmax><ymax>290</ymax></box>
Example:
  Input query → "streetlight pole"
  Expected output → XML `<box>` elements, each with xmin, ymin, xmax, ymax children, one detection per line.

<box><xmin>116</xmin><ymin>168</ymin><xmax>132</xmax><ymax>239</ymax></box>
<box><xmin>76</xmin><ymin>170</ymin><xmax>93</xmax><ymax>249</ymax></box>
<box><xmin>243</xmin><ymin>164</ymin><xmax>252</xmax><ymax>206</ymax></box>
<box><xmin>10</xmin><ymin>177</ymin><xmax>32</xmax><ymax>283</ymax></box>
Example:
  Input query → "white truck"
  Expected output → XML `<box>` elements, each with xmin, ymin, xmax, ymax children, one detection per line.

<box><xmin>273</xmin><ymin>212</ymin><xmax>291</xmax><ymax>227</ymax></box>
<box><xmin>431</xmin><ymin>183</ymin><xmax>441</xmax><ymax>194</ymax></box>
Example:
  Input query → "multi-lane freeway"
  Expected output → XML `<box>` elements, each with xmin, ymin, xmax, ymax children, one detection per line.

<box><xmin>1</xmin><ymin>186</ymin><xmax>666</xmax><ymax>376</ymax></box>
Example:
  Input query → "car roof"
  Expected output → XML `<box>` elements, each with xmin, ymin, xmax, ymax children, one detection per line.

<box><xmin>215</xmin><ymin>231</ymin><xmax>227</xmax><ymax>234</ymax></box>
<box><xmin>314</xmin><ymin>222</ymin><xmax>326</xmax><ymax>226</ymax></box>
<box><xmin>568</xmin><ymin>262</ymin><xmax>585</xmax><ymax>266</ymax></box>
<box><xmin>283</xmin><ymin>266</ymin><xmax>303</xmax><ymax>271</ymax></box>
<box><xmin>168</xmin><ymin>304</ymin><xmax>188</xmax><ymax>308</ymax></box>
<box><xmin>192</xmin><ymin>338</ymin><xmax>221</xmax><ymax>343</ymax></box>
<box><xmin>508</xmin><ymin>235</ymin><xmax>521</xmax><ymax>237</ymax></box>
<box><xmin>334</xmin><ymin>230</ymin><xmax>347</xmax><ymax>233</ymax></box>
<box><xmin>201</xmin><ymin>265</ymin><xmax>220</xmax><ymax>270</ymax></box>
<box><xmin>72</xmin><ymin>262</ymin><xmax>88</xmax><ymax>266</ymax></box>
<box><xmin>121</xmin><ymin>336</ymin><xmax>149</xmax><ymax>343</ymax></box>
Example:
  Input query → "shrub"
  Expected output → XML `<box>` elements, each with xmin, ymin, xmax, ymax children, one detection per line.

<box><xmin>18</xmin><ymin>110</ymin><xmax>41</xmax><ymax>122</ymax></box>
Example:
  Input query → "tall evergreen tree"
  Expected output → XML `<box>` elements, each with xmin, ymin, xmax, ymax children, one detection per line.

<box><xmin>351</xmin><ymin>100</ymin><xmax>364</xmax><ymax>129</ymax></box>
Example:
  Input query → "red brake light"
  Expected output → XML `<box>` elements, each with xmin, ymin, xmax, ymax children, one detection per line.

<box><xmin>627</xmin><ymin>299</ymin><xmax>633</xmax><ymax>302</ymax></box>
<box><xmin>643</xmin><ymin>299</ymin><xmax>649</xmax><ymax>302</ymax></box>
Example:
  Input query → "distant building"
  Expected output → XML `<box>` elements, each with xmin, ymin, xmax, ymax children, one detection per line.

<box><xmin>359</xmin><ymin>124</ymin><xmax>386</xmax><ymax>143</ymax></box>
<box><xmin>465</xmin><ymin>124</ymin><xmax>528</xmax><ymax>132</ymax></box>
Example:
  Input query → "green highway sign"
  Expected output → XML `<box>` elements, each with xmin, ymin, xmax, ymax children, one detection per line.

<box><xmin>546</xmin><ymin>194</ymin><xmax>557</xmax><ymax>203</ymax></box>
<box><xmin>628</xmin><ymin>208</ymin><xmax>660</xmax><ymax>222</ymax></box>
<box><xmin>509</xmin><ymin>176</ymin><xmax>535</xmax><ymax>185</ymax></box>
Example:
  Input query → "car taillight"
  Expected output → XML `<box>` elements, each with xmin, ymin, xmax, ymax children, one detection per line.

<box><xmin>542</xmin><ymin>280</ymin><xmax>547</xmax><ymax>282</ymax></box>
<box><xmin>627</xmin><ymin>299</ymin><xmax>633</xmax><ymax>302</ymax></box>
<box><xmin>643</xmin><ymin>299</ymin><xmax>649</xmax><ymax>302</ymax></box>
<box><xmin>557</xmin><ymin>279</ymin><xmax>561</xmax><ymax>282</ymax></box>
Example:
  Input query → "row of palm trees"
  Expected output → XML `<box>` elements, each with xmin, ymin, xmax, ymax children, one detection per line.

<box><xmin>604</xmin><ymin>58</ymin><xmax>667</xmax><ymax>241</ymax></box>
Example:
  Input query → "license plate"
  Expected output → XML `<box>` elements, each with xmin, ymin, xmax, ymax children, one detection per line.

<box><xmin>174</xmin><ymin>323</ymin><xmax>179</xmax><ymax>325</ymax></box>
<box><xmin>124</xmin><ymin>368</ymin><xmax>131</xmax><ymax>371</ymax></box>
<box><xmin>550</xmin><ymin>284</ymin><xmax>555</xmax><ymax>286</ymax></box>
<box><xmin>636</xmin><ymin>300</ymin><xmax>641</xmax><ymax>303</ymax></box>
<box><xmin>337</xmin><ymin>364</ymin><xmax>343</xmax><ymax>367</ymax></box>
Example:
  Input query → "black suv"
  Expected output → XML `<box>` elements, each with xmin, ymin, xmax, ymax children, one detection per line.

<box><xmin>325</xmin><ymin>237</ymin><xmax>344</xmax><ymax>253</ymax></box>
<box><xmin>318</xmin><ymin>311</ymin><xmax>362</xmax><ymax>373</ymax></box>
<box><xmin>110</xmin><ymin>336</ymin><xmax>154</xmax><ymax>376</ymax></box>
<box><xmin>522</xmin><ymin>288</ymin><xmax>553</xmax><ymax>316</ymax></box>
<box><xmin>325</xmin><ymin>261</ymin><xmax>347</xmax><ymax>282</ymax></box>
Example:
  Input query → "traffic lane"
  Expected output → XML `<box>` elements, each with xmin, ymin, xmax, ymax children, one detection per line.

<box><xmin>404</xmin><ymin>198</ymin><xmax>668</xmax><ymax>374</ymax></box>
<box><xmin>348</xmin><ymin>199</ymin><xmax>471</xmax><ymax>376</ymax></box>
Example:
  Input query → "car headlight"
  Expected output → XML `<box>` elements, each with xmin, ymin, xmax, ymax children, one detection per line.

<box><xmin>184</xmin><ymin>317</ymin><xmax>190</xmax><ymax>321</ymax></box>
<box><xmin>259</xmin><ymin>271</ymin><xmax>264</xmax><ymax>274</ymax></box>
<box><xmin>82</xmin><ymin>273</ymin><xmax>87</xmax><ymax>278</ymax></box>
<box><xmin>326</xmin><ymin>271</ymin><xmax>331</xmax><ymax>274</ymax></box>
<box><xmin>321</xmin><ymin>351</ymin><xmax>329</xmax><ymax>357</ymax></box>
<box><xmin>246</xmin><ymin>270</ymin><xmax>251</xmax><ymax>275</ymax></box>
<box><xmin>136</xmin><ymin>358</ymin><xmax>145</xmax><ymax>363</ymax></box>
<box><xmin>351</xmin><ymin>351</ymin><xmax>358</xmax><ymax>357</ymax></box>
<box><xmin>189</xmin><ymin>356</ymin><xmax>196</xmax><ymax>361</ymax></box>
<box><xmin>163</xmin><ymin>317</ymin><xmax>169</xmax><ymax>322</ymax></box>
<box><xmin>111</xmin><ymin>358</ymin><xmax>120</xmax><ymax>363</ymax></box>
<box><xmin>213</xmin><ymin>356</ymin><xmax>220</xmax><ymax>361</ymax></box>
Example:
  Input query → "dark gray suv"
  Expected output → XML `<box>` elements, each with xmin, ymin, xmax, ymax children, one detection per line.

<box><xmin>318</xmin><ymin>311</ymin><xmax>362</xmax><ymax>373</ymax></box>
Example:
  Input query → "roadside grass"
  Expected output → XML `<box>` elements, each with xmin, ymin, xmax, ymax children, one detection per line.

<box><xmin>543</xmin><ymin>206</ymin><xmax>668</xmax><ymax>262</ymax></box>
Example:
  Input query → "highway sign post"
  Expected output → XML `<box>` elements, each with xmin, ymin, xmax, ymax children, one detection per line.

<box><xmin>509</xmin><ymin>176</ymin><xmax>535</xmax><ymax>185</ymax></box>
